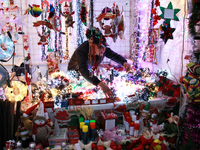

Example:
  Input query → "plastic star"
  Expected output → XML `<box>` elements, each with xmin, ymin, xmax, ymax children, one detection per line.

<box><xmin>159</xmin><ymin>2</ymin><xmax>180</xmax><ymax>24</ymax></box>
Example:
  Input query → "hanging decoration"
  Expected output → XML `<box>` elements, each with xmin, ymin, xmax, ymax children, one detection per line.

<box><xmin>42</xmin><ymin>0</ymin><xmax>50</xmax><ymax>13</ymax></box>
<box><xmin>46</xmin><ymin>52</ymin><xmax>59</xmax><ymax>75</ymax></box>
<box><xmin>96</xmin><ymin>6</ymin><xmax>115</xmax><ymax>38</ymax></box>
<box><xmin>37</xmin><ymin>28</ymin><xmax>50</xmax><ymax>45</ymax></box>
<box><xmin>59</xmin><ymin>0</ymin><xmax>71</xmax><ymax>3</ymax></box>
<box><xmin>76</xmin><ymin>0</ymin><xmax>85</xmax><ymax>47</ymax></box>
<box><xmin>28</xmin><ymin>4</ymin><xmax>43</xmax><ymax>18</ymax></box>
<box><xmin>152</xmin><ymin>0</ymin><xmax>161</xmax><ymax>26</ymax></box>
<box><xmin>0</xmin><ymin>34</ymin><xmax>14</xmax><ymax>61</ymax></box>
<box><xmin>25</xmin><ymin>53</ymin><xmax>31</xmax><ymax>61</ymax></box>
<box><xmin>96</xmin><ymin>4</ymin><xmax>126</xmax><ymax>42</ymax></box>
<box><xmin>52</xmin><ymin>16</ymin><xmax>62</xmax><ymax>32</ymax></box>
<box><xmin>160</xmin><ymin>23</ymin><xmax>175</xmax><ymax>44</ymax></box>
<box><xmin>33</xmin><ymin>20</ymin><xmax>53</xmax><ymax>29</ymax></box>
<box><xmin>62</xmin><ymin>2</ymin><xmax>75</xmax><ymax>28</ymax></box>
<box><xmin>80</xmin><ymin>0</ymin><xmax>87</xmax><ymax>26</ymax></box>
<box><xmin>5</xmin><ymin>81</ymin><xmax>28</xmax><ymax>102</ymax></box>
<box><xmin>159</xmin><ymin>2</ymin><xmax>180</xmax><ymax>25</ymax></box>
<box><xmin>48</xmin><ymin>4</ymin><xmax>55</xmax><ymax>20</ymax></box>
<box><xmin>23</xmin><ymin>35</ymin><xmax>29</xmax><ymax>50</ymax></box>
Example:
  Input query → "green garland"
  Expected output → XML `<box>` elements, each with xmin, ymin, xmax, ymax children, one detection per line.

<box><xmin>189</xmin><ymin>0</ymin><xmax>200</xmax><ymax>35</ymax></box>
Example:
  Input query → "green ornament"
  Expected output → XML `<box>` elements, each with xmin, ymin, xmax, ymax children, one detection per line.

<box><xmin>159</xmin><ymin>2</ymin><xmax>180</xmax><ymax>25</ymax></box>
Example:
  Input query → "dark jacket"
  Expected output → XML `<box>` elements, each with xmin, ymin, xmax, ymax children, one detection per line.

<box><xmin>68</xmin><ymin>41</ymin><xmax>127</xmax><ymax>86</ymax></box>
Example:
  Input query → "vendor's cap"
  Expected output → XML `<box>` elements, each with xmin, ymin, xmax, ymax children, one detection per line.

<box><xmin>86</xmin><ymin>27</ymin><xmax>108</xmax><ymax>46</ymax></box>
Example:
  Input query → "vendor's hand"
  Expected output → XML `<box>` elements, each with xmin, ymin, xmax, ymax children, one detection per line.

<box><xmin>123</xmin><ymin>62</ymin><xmax>131</xmax><ymax>72</ymax></box>
<box><xmin>98</xmin><ymin>82</ymin><xmax>114</xmax><ymax>98</ymax></box>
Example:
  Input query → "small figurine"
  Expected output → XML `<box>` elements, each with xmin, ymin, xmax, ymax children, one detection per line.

<box><xmin>37</xmin><ymin>28</ymin><xmax>50</xmax><ymax>45</ymax></box>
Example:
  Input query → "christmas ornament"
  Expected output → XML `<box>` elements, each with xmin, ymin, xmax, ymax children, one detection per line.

<box><xmin>42</xmin><ymin>0</ymin><xmax>50</xmax><ymax>13</ymax></box>
<box><xmin>159</xmin><ymin>2</ymin><xmax>180</xmax><ymax>24</ymax></box>
<box><xmin>23</xmin><ymin>35</ymin><xmax>29</xmax><ymax>50</ymax></box>
<box><xmin>37</xmin><ymin>29</ymin><xmax>50</xmax><ymax>45</ymax></box>
<box><xmin>28</xmin><ymin>4</ymin><xmax>43</xmax><ymax>18</ymax></box>
<box><xmin>160</xmin><ymin>23</ymin><xmax>175</xmax><ymax>44</ymax></box>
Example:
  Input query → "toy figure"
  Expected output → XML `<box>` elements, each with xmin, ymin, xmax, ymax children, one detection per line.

<box><xmin>15</xmin><ymin>104</ymin><xmax>38</xmax><ymax>148</ymax></box>
<box><xmin>37</xmin><ymin>29</ymin><xmax>50</xmax><ymax>45</ymax></box>
<box><xmin>32</xmin><ymin>101</ymin><xmax>51</xmax><ymax>147</ymax></box>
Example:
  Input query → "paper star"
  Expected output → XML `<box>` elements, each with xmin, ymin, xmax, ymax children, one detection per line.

<box><xmin>160</xmin><ymin>24</ymin><xmax>175</xmax><ymax>44</ymax></box>
<box><xmin>159</xmin><ymin>2</ymin><xmax>180</xmax><ymax>24</ymax></box>
<box><xmin>11</xmin><ymin>14</ymin><xmax>26</xmax><ymax>26</ymax></box>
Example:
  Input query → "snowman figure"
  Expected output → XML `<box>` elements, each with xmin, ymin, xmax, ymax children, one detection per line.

<box><xmin>32</xmin><ymin>101</ymin><xmax>51</xmax><ymax>147</ymax></box>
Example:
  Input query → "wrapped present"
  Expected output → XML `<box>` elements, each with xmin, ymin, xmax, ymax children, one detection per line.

<box><xmin>100</xmin><ymin>111</ymin><xmax>117</xmax><ymax>130</ymax></box>
<box><xmin>5</xmin><ymin>140</ymin><xmax>15</xmax><ymax>149</ymax></box>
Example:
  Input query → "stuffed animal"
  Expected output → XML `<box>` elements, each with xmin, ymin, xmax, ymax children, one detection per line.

<box><xmin>15</xmin><ymin>103</ymin><xmax>38</xmax><ymax>148</ymax></box>
<box><xmin>32</xmin><ymin>101</ymin><xmax>51</xmax><ymax>147</ymax></box>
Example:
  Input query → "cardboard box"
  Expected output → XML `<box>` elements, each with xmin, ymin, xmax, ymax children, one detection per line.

<box><xmin>48</xmin><ymin>128</ymin><xmax>68</xmax><ymax>146</ymax></box>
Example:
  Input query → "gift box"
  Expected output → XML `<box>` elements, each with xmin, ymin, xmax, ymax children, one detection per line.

<box><xmin>100</xmin><ymin>111</ymin><xmax>117</xmax><ymax>130</ymax></box>
<box><xmin>48</xmin><ymin>128</ymin><xmax>68</xmax><ymax>146</ymax></box>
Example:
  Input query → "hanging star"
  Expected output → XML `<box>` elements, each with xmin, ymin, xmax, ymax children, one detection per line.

<box><xmin>11</xmin><ymin>14</ymin><xmax>26</xmax><ymax>26</ymax></box>
<box><xmin>160</xmin><ymin>24</ymin><xmax>175</xmax><ymax>44</ymax></box>
<box><xmin>159</xmin><ymin>2</ymin><xmax>180</xmax><ymax>24</ymax></box>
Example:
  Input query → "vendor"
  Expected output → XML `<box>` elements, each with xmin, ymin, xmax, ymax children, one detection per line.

<box><xmin>68</xmin><ymin>27</ymin><xmax>131</xmax><ymax>98</ymax></box>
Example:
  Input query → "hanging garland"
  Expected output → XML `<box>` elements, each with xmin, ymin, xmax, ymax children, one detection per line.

<box><xmin>76</xmin><ymin>0</ymin><xmax>85</xmax><ymax>47</ymax></box>
<box><xmin>64</xmin><ymin>11</ymin><xmax>69</xmax><ymax>60</ymax></box>
<box><xmin>80</xmin><ymin>0</ymin><xmax>87</xmax><ymax>26</ymax></box>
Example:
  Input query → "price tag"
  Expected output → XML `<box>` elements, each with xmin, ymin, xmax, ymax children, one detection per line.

<box><xmin>92</xmin><ymin>99</ymin><xmax>98</xmax><ymax>104</ymax></box>
<box><xmin>100</xmin><ymin>99</ymin><xmax>106</xmax><ymax>104</ymax></box>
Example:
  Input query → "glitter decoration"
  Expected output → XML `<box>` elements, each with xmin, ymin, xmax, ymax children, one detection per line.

<box><xmin>76</xmin><ymin>0</ymin><xmax>85</xmax><ymax>46</ymax></box>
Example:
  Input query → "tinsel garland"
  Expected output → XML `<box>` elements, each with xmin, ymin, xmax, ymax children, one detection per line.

<box><xmin>130</xmin><ymin>0</ymin><xmax>139</xmax><ymax>69</ymax></box>
<box><xmin>65</xmin><ymin>16</ymin><xmax>69</xmax><ymax>59</ymax></box>
<box><xmin>58</xmin><ymin>2</ymin><xmax>63</xmax><ymax>62</ymax></box>
<box><xmin>54</xmin><ymin>0</ymin><xmax>58</xmax><ymax>52</ymax></box>
<box><xmin>181</xmin><ymin>104</ymin><xmax>200</xmax><ymax>149</ymax></box>
<box><xmin>76</xmin><ymin>0</ymin><xmax>85</xmax><ymax>46</ymax></box>
<box><xmin>41</xmin><ymin>0</ymin><xmax>46</xmax><ymax>61</ymax></box>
